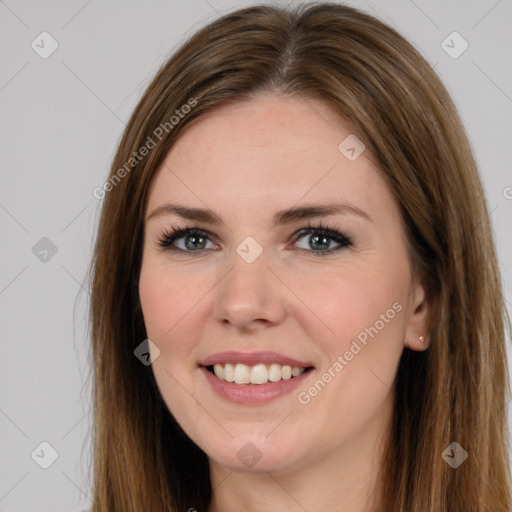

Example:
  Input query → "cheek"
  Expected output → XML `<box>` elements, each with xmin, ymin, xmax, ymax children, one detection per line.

<box><xmin>138</xmin><ymin>261</ymin><xmax>201</xmax><ymax>377</ymax></box>
<box><xmin>304</xmin><ymin>267</ymin><xmax>406</xmax><ymax>341</ymax></box>
<box><xmin>291</xmin><ymin>268</ymin><xmax>407</xmax><ymax>438</ymax></box>
<box><xmin>139</xmin><ymin>259</ymin><xmax>200</xmax><ymax>339</ymax></box>
<box><xmin>139</xmin><ymin>261</ymin><xmax>205</xmax><ymax>421</ymax></box>
<box><xmin>294</xmin><ymin>257</ymin><xmax>410</xmax><ymax>391</ymax></box>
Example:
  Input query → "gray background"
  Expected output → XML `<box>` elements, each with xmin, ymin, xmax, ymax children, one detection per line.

<box><xmin>0</xmin><ymin>0</ymin><xmax>511</xmax><ymax>510</ymax></box>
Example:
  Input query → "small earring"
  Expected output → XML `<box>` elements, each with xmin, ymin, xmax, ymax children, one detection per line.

<box><xmin>419</xmin><ymin>335</ymin><xmax>425</xmax><ymax>343</ymax></box>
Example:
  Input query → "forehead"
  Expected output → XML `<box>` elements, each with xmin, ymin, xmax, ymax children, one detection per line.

<box><xmin>146</xmin><ymin>94</ymin><xmax>395</xmax><ymax>224</ymax></box>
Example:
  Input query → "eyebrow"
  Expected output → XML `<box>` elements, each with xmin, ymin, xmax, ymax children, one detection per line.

<box><xmin>146</xmin><ymin>202</ymin><xmax>373</xmax><ymax>226</ymax></box>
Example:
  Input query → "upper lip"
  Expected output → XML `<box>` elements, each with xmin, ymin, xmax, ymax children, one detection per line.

<box><xmin>200</xmin><ymin>351</ymin><xmax>313</xmax><ymax>368</ymax></box>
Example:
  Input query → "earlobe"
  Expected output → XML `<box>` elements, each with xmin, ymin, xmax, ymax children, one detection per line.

<box><xmin>404</xmin><ymin>280</ymin><xmax>432</xmax><ymax>352</ymax></box>
<box><xmin>415</xmin><ymin>333</ymin><xmax>430</xmax><ymax>350</ymax></box>
<box><xmin>406</xmin><ymin>332</ymin><xmax>431</xmax><ymax>352</ymax></box>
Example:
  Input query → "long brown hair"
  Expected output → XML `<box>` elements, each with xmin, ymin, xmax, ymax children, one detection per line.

<box><xmin>87</xmin><ymin>3</ymin><xmax>511</xmax><ymax>510</ymax></box>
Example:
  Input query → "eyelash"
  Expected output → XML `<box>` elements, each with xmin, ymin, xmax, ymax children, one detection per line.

<box><xmin>156</xmin><ymin>221</ymin><xmax>352</xmax><ymax>257</ymax></box>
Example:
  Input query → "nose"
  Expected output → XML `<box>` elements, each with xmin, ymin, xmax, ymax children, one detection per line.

<box><xmin>211</xmin><ymin>247</ymin><xmax>287</xmax><ymax>332</ymax></box>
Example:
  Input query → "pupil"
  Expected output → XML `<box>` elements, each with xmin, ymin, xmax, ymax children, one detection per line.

<box><xmin>185</xmin><ymin>235</ymin><xmax>205</xmax><ymax>250</ymax></box>
<box><xmin>311</xmin><ymin>235</ymin><xmax>330</xmax><ymax>250</ymax></box>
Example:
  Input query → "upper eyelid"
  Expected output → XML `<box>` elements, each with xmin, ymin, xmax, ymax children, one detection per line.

<box><xmin>160</xmin><ymin>224</ymin><xmax>346</xmax><ymax>239</ymax></box>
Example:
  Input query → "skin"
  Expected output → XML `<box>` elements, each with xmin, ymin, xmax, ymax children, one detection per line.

<box><xmin>138</xmin><ymin>93</ymin><xmax>431</xmax><ymax>512</ymax></box>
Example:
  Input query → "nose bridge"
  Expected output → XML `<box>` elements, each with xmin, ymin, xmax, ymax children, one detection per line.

<box><xmin>212</xmin><ymin>238</ymin><xmax>285</xmax><ymax>328</ymax></box>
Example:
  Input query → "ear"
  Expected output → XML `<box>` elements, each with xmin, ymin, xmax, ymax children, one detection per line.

<box><xmin>404</xmin><ymin>278</ymin><xmax>431</xmax><ymax>352</ymax></box>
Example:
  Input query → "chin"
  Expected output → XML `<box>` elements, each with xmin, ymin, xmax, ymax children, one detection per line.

<box><xmin>192</xmin><ymin>427</ymin><xmax>307</xmax><ymax>474</ymax></box>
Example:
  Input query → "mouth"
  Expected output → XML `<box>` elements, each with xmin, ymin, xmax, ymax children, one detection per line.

<box><xmin>205</xmin><ymin>363</ymin><xmax>313</xmax><ymax>385</ymax></box>
<box><xmin>199</xmin><ymin>351</ymin><xmax>315</xmax><ymax>404</ymax></box>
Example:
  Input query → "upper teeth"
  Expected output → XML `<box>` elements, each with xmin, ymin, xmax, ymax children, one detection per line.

<box><xmin>213</xmin><ymin>363</ymin><xmax>306</xmax><ymax>385</ymax></box>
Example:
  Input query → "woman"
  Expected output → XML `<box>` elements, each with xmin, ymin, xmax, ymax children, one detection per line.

<box><xmin>88</xmin><ymin>3</ymin><xmax>511</xmax><ymax>510</ymax></box>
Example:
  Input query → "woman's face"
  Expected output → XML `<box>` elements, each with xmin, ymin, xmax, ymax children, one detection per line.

<box><xmin>139</xmin><ymin>94</ymin><xmax>429</xmax><ymax>474</ymax></box>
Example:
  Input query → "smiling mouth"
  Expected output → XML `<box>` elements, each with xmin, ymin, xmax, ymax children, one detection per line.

<box><xmin>206</xmin><ymin>363</ymin><xmax>314</xmax><ymax>385</ymax></box>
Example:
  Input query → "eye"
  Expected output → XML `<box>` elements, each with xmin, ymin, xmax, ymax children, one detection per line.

<box><xmin>157</xmin><ymin>226</ymin><xmax>217</xmax><ymax>253</ymax></box>
<box><xmin>156</xmin><ymin>221</ymin><xmax>352</xmax><ymax>256</ymax></box>
<box><xmin>291</xmin><ymin>221</ymin><xmax>352</xmax><ymax>256</ymax></box>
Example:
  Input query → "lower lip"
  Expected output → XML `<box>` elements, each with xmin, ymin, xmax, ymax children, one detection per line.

<box><xmin>200</xmin><ymin>366</ymin><xmax>313</xmax><ymax>404</ymax></box>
